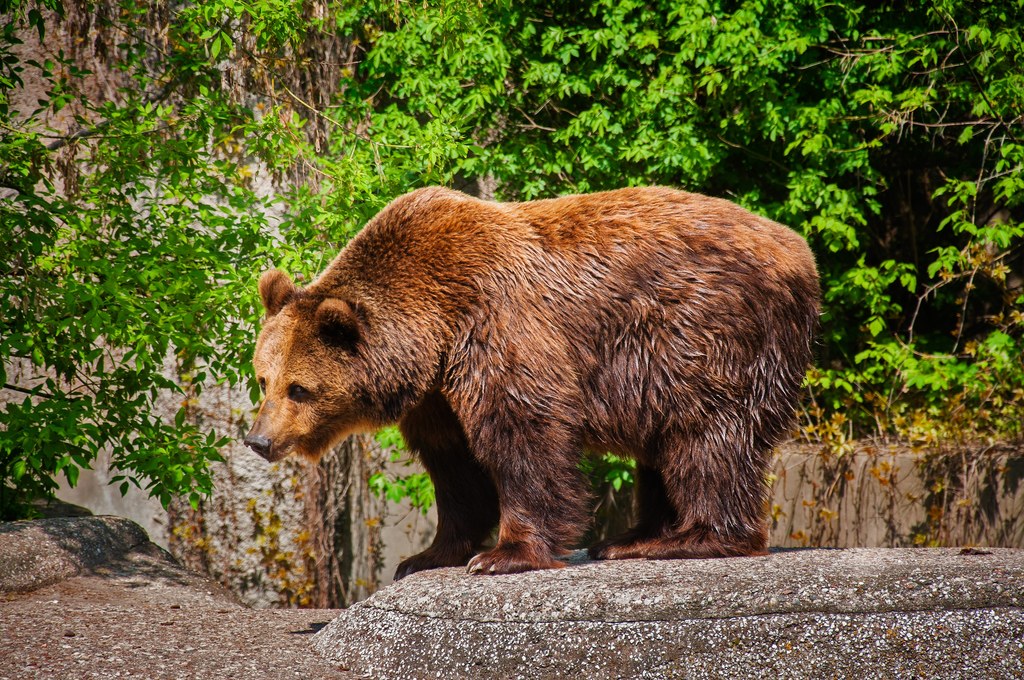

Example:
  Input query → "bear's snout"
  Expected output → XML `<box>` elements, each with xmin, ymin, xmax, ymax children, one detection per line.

<box><xmin>244</xmin><ymin>433</ymin><xmax>273</xmax><ymax>460</ymax></box>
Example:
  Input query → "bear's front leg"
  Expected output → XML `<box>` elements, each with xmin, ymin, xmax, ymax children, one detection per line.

<box><xmin>464</xmin><ymin>412</ymin><xmax>590</xmax><ymax>576</ymax></box>
<box><xmin>465</xmin><ymin>520</ymin><xmax>565</xmax><ymax>575</ymax></box>
<box><xmin>393</xmin><ymin>461</ymin><xmax>497</xmax><ymax>580</ymax></box>
<box><xmin>449</xmin><ymin>319</ymin><xmax>589</xmax><ymax>576</ymax></box>
<box><xmin>396</xmin><ymin>391</ymin><xmax>499</xmax><ymax>580</ymax></box>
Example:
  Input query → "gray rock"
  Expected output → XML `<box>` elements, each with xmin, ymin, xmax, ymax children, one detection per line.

<box><xmin>0</xmin><ymin>517</ymin><xmax>350</xmax><ymax>679</ymax></box>
<box><xmin>0</xmin><ymin>515</ymin><xmax>152</xmax><ymax>592</ymax></box>
<box><xmin>312</xmin><ymin>548</ymin><xmax>1024</xmax><ymax>679</ymax></box>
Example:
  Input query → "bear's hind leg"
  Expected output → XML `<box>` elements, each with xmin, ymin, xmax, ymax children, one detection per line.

<box><xmin>592</xmin><ymin>430</ymin><xmax>769</xmax><ymax>561</ymax></box>
<box><xmin>395</xmin><ymin>392</ymin><xmax>499</xmax><ymax>580</ymax></box>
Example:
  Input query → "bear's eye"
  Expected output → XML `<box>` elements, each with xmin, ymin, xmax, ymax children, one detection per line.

<box><xmin>258</xmin><ymin>377</ymin><xmax>266</xmax><ymax>393</ymax></box>
<box><xmin>288</xmin><ymin>383</ymin><xmax>311</xmax><ymax>402</ymax></box>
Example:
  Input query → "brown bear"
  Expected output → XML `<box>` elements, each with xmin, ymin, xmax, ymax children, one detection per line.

<box><xmin>245</xmin><ymin>186</ymin><xmax>819</xmax><ymax>579</ymax></box>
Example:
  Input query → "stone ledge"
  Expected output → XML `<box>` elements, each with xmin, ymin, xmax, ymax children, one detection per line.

<box><xmin>0</xmin><ymin>515</ymin><xmax>153</xmax><ymax>593</ymax></box>
<box><xmin>0</xmin><ymin>517</ymin><xmax>348</xmax><ymax>679</ymax></box>
<box><xmin>312</xmin><ymin>548</ymin><xmax>1024</xmax><ymax>679</ymax></box>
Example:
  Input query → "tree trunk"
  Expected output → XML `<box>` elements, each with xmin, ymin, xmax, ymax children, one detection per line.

<box><xmin>305</xmin><ymin>435</ymin><xmax>385</xmax><ymax>608</ymax></box>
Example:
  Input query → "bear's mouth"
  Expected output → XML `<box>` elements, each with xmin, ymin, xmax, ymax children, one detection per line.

<box><xmin>264</xmin><ymin>449</ymin><xmax>290</xmax><ymax>463</ymax></box>
<box><xmin>247</xmin><ymin>423</ymin><xmax>375</xmax><ymax>464</ymax></box>
<box><xmin>248</xmin><ymin>438</ymin><xmax>295</xmax><ymax>463</ymax></box>
<box><xmin>271</xmin><ymin>441</ymin><xmax>298</xmax><ymax>462</ymax></box>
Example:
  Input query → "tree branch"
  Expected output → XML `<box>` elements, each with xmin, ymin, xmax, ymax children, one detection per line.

<box><xmin>44</xmin><ymin>118</ymin><xmax>113</xmax><ymax>151</ymax></box>
<box><xmin>2</xmin><ymin>383</ymin><xmax>54</xmax><ymax>399</ymax></box>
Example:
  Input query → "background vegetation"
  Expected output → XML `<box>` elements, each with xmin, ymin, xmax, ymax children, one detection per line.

<box><xmin>1</xmin><ymin>0</ymin><xmax>1022</xmax><ymax>519</ymax></box>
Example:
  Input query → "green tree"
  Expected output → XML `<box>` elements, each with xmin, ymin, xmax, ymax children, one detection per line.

<box><xmin>3</xmin><ymin>0</ymin><xmax>1022</xmax><ymax>520</ymax></box>
<box><xmin>1</xmin><ymin>0</ymin><xmax>273</xmax><ymax>517</ymax></box>
<box><xmin>333</xmin><ymin>0</ymin><xmax>1024</xmax><ymax>446</ymax></box>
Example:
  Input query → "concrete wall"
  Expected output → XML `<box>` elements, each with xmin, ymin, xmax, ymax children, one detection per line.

<box><xmin>55</xmin><ymin>438</ymin><xmax>1024</xmax><ymax>608</ymax></box>
<box><xmin>771</xmin><ymin>441</ymin><xmax>1024</xmax><ymax>549</ymax></box>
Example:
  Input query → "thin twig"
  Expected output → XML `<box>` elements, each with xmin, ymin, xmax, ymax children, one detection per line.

<box><xmin>45</xmin><ymin>119</ymin><xmax>113</xmax><ymax>151</ymax></box>
<box><xmin>2</xmin><ymin>383</ymin><xmax>54</xmax><ymax>399</ymax></box>
<box><xmin>715</xmin><ymin>134</ymin><xmax>789</xmax><ymax>173</ymax></box>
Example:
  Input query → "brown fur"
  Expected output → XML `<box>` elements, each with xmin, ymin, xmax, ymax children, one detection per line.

<box><xmin>246</xmin><ymin>186</ymin><xmax>820</xmax><ymax>578</ymax></box>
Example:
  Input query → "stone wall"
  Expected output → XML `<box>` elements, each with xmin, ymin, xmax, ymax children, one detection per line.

<box><xmin>57</xmin><ymin>377</ymin><xmax>436</xmax><ymax>608</ymax></box>
<box><xmin>771</xmin><ymin>441</ymin><xmax>1024</xmax><ymax>549</ymax></box>
<box><xmin>57</xmin><ymin>438</ymin><xmax>1024</xmax><ymax>609</ymax></box>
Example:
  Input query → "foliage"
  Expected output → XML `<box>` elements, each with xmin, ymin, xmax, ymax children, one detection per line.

<box><xmin>333</xmin><ymin>0</ymin><xmax>1024</xmax><ymax>447</ymax></box>
<box><xmin>368</xmin><ymin>427</ymin><xmax>435</xmax><ymax>514</ymax></box>
<box><xmin>0</xmin><ymin>0</ymin><xmax>278</xmax><ymax>517</ymax></box>
<box><xmin>245</xmin><ymin>492</ymin><xmax>318</xmax><ymax>607</ymax></box>
<box><xmin>2</xmin><ymin>0</ymin><xmax>1022</xmax><ymax>519</ymax></box>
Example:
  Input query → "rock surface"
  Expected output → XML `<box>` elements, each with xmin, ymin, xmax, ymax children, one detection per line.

<box><xmin>0</xmin><ymin>515</ymin><xmax>150</xmax><ymax>592</ymax></box>
<box><xmin>5</xmin><ymin>517</ymin><xmax>1024</xmax><ymax>679</ymax></box>
<box><xmin>0</xmin><ymin>517</ymin><xmax>348</xmax><ymax>679</ymax></box>
<box><xmin>313</xmin><ymin>547</ymin><xmax>1024</xmax><ymax>679</ymax></box>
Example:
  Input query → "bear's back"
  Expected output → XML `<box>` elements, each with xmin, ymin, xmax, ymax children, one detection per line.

<box><xmin>502</xmin><ymin>188</ymin><xmax>819</xmax><ymax>452</ymax></box>
<box><xmin>318</xmin><ymin>186</ymin><xmax>815</xmax><ymax>309</ymax></box>
<box><xmin>501</xmin><ymin>187</ymin><xmax>818</xmax><ymax>345</ymax></box>
<box><xmin>511</xmin><ymin>186</ymin><xmax>815</xmax><ymax>287</ymax></box>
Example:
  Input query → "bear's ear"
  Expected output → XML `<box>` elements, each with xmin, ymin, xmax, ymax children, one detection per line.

<box><xmin>315</xmin><ymin>298</ymin><xmax>362</xmax><ymax>348</ymax></box>
<box><xmin>259</xmin><ymin>269</ymin><xmax>297</xmax><ymax>317</ymax></box>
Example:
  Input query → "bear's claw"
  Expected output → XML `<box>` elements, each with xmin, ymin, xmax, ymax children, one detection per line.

<box><xmin>466</xmin><ymin>543</ymin><xmax>565</xmax><ymax>576</ymax></box>
<box><xmin>394</xmin><ymin>546</ymin><xmax>472</xmax><ymax>580</ymax></box>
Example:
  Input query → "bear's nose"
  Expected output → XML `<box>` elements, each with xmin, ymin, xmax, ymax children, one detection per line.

<box><xmin>244</xmin><ymin>434</ymin><xmax>272</xmax><ymax>459</ymax></box>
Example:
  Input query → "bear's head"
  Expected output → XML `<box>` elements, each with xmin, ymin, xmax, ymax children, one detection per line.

<box><xmin>244</xmin><ymin>269</ymin><xmax>377</xmax><ymax>462</ymax></box>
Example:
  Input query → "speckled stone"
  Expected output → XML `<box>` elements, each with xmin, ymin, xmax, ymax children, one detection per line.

<box><xmin>0</xmin><ymin>516</ymin><xmax>151</xmax><ymax>592</ymax></box>
<box><xmin>0</xmin><ymin>518</ymin><xmax>349</xmax><ymax>680</ymax></box>
<box><xmin>312</xmin><ymin>548</ymin><xmax>1024</xmax><ymax>679</ymax></box>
